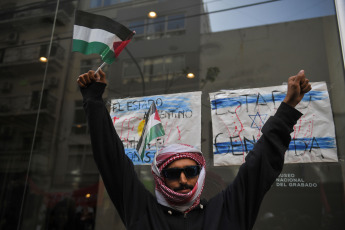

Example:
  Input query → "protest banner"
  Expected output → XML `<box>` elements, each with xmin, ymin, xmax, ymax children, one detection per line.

<box><xmin>210</xmin><ymin>82</ymin><xmax>337</xmax><ymax>166</ymax></box>
<box><xmin>110</xmin><ymin>91</ymin><xmax>201</xmax><ymax>165</ymax></box>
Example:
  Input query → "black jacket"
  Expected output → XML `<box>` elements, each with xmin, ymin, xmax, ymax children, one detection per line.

<box><xmin>81</xmin><ymin>82</ymin><xmax>302</xmax><ymax>230</ymax></box>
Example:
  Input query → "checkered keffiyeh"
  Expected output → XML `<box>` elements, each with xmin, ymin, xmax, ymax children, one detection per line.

<box><xmin>151</xmin><ymin>144</ymin><xmax>206</xmax><ymax>213</ymax></box>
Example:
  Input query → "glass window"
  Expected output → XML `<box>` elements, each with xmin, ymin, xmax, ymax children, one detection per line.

<box><xmin>153</xmin><ymin>17</ymin><xmax>165</xmax><ymax>33</ymax></box>
<box><xmin>104</xmin><ymin>0</ymin><xmax>118</xmax><ymax>6</ymax></box>
<box><xmin>151</xmin><ymin>57</ymin><xmax>164</xmax><ymax>75</ymax></box>
<box><xmin>84</xmin><ymin>155</ymin><xmax>98</xmax><ymax>173</ymax></box>
<box><xmin>3</xmin><ymin>48</ymin><xmax>20</xmax><ymax>63</ymax></box>
<box><xmin>69</xmin><ymin>144</ymin><xmax>86</xmax><ymax>154</ymax></box>
<box><xmin>165</xmin><ymin>55</ymin><xmax>185</xmax><ymax>73</ymax></box>
<box><xmin>90</xmin><ymin>0</ymin><xmax>102</xmax><ymax>8</ymax></box>
<box><xmin>2</xmin><ymin>0</ymin><xmax>344</xmax><ymax>230</ymax></box>
<box><xmin>80</xmin><ymin>59</ymin><xmax>99</xmax><ymax>74</ymax></box>
<box><xmin>129</xmin><ymin>14</ymin><xmax>185</xmax><ymax>40</ymax></box>
<box><xmin>90</xmin><ymin>0</ymin><xmax>131</xmax><ymax>8</ymax></box>
<box><xmin>129</xmin><ymin>20</ymin><xmax>145</xmax><ymax>36</ymax></box>
<box><xmin>22</xmin><ymin>46</ymin><xmax>39</xmax><ymax>61</ymax></box>
<box><xmin>67</xmin><ymin>155</ymin><xmax>83</xmax><ymax>173</ymax></box>
<box><xmin>147</xmin><ymin>17</ymin><xmax>165</xmax><ymax>35</ymax></box>
<box><xmin>71</xmin><ymin>125</ymin><xmax>88</xmax><ymax>135</ymax></box>
<box><xmin>167</xmin><ymin>14</ymin><xmax>185</xmax><ymax>31</ymax></box>
<box><xmin>72</xmin><ymin>100</ymin><xmax>88</xmax><ymax>135</ymax></box>
<box><xmin>141</xmin><ymin>55</ymin><xmax>184</xmax><ymax>78</ymax></box>
<box><xmin>68</xmin><ymin>145</ymin><xmax>96</xmax><ymax>175</ymax></box>
<box><xmin>74</xmin><ymin>109</ymin><xmax>86</xmax><ymax>124</ymax></box>
<box><xmin>31</xmin><ymin>90</ymin><xmax>48</xmax><ymax>110</ymax></box>
<box><xmin>123</xmin><ymin>59</ymin><xmax>141</xmax><ymax>77</ymax></box>
<box><xmin>127</xmin><ymin>55</ymin><xmax>185</xmax><ymax>82</ymax></box>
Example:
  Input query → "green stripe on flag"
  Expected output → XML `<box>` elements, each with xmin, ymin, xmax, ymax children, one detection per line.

<box><xmin>148</xmin><ymin>123</ymin><xmax>165</xmax><ymax>141</ymax></box>
<box><xmin>140</xmin><ymin>124</ymin><xmax>165</xmax><ymax>160</ymax></box>
<box><xmin>73</xmin><ymin>39</ymin><xmax>115</xmax><ymax>64</ymax></box>
<box><xmin>140</xmin><ymin>137</ymin><xmax>150</xmax><ymax>160</ymax></box>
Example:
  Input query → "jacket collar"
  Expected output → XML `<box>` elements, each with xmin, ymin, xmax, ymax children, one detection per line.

<box><xmin>159</xmin><ymin>199</ymin><xmax>208</xmax><ymax>216</ymax></box>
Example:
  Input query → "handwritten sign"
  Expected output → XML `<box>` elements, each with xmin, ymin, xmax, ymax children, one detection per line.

<box><xmin>209</xmin><ymin>82</ymin><xmax>338</xmax><ymax>166</ymax></box>
<box><xmin>110</xmin><ymin>91</ymin><xmax>201</xmax><ymax>165</ymax></box>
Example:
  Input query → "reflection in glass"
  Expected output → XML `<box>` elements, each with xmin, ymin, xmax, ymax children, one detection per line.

<box><xmin>129</xmin><ymin>20</ymin><xmax>145</xmax><ymax>35</ymax></box>
<box><xmin>0</xmin><ymin>0</ymin><xmax>344</xmax><ymax>229</ymax></box>
<box><xmin>167</xmin><ymin>14</ymin><xmax>185</xmax><ymax>30</ymax></box>
<box><xmin>90</xmin><ymin>0</ymin><xmax>102</xmax><ymax>8</ymax></box>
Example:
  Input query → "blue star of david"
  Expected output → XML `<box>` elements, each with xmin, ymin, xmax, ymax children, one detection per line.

<box><xmin>248</xmin><ymin>112</ymin><xmax>268</xmax><ymax>130</ymax></box>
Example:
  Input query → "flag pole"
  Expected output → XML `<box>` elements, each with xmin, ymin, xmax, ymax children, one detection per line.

<box><xmin>154</xmin><ymin>139</ymin><xmax>160</xmax><ymax>166</ymax></box>
<box><xmin>155</xmin><ymin>139</ymin><xmax>159</xmax><ymax>155</ymax></box>
<box><xmin>95</xmin><ymin>62</ymin><xmax>106</xmax><ymax>74</ymax></box>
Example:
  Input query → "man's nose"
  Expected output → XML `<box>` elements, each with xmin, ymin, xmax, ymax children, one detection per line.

<box><xmin>179</xmin><ymin>172</ymin><xmax>188</xmax><ymax>184</ymax></box>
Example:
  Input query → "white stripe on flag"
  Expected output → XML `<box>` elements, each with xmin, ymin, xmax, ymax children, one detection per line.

<box><xmin>137</xmin><ymin>113</ymin><xmax>162</xmax><ymax>157</ymax></box>
<box><xmin>73</xmin><ymin>25</ymin><xmax>122</xmax><ymax>51</ymax></box>
<box><xmin>147</xmin><ymin>112</ymin><xmax>161</xmax><ymax>128</ymax></box>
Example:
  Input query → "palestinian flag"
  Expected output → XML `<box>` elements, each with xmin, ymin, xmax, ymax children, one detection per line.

<box><xmin>73</xmin><ymin>10</ymin><xmax>134</xmax><ymax>64</ymax></box>
<box><xmin>136</xmin><ymin>103</ymin><xmax>165</xmax><ymax>161</ymax></box>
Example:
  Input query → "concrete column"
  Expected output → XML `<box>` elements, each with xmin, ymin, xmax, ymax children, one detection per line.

<box><xmin>335</xmin><ymin>0</ymin><xmax>345</xmax><ymax>68</ymax></box>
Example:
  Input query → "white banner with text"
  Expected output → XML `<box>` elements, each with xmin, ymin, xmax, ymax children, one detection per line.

<box><xmin>110</xmin><ymin>91</ymin><xmax>201</xmax><ymax>165</ymax></box>
<box><xmin>209</xmin><ymin>82</ymin><xmax>338</xmax><ymax>166</ymax></box>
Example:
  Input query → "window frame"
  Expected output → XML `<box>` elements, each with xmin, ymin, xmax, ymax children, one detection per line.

<box><xmin>122</xmin><ymin>54</ymin><xmax>186</xmax><ymax>80</ymax></box>
<box><xmin>128</xmin><ymin>13</ymin><xmax>186</xmax><ymax>40</ymax></box>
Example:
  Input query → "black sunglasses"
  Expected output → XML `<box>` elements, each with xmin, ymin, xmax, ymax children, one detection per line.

<box><xmin>161</xmin><ymin>165</ymin><xmax>201</xmax><ymax>180</ymax></box>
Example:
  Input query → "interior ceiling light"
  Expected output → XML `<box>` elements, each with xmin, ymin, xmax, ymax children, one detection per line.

<box><xmin>39</xmin><ymin>57</ymin><xmax>48</xmax><ymax>62</ymax></box>
<box><xmin>148</xmin><ymin>11</ymin><xmax>157</xmax><ymax>18</ymax></box>
<box><xmin>187</xmin><ymin>73</ymin><xmax>195</xmax><ymax>79</ymax></box>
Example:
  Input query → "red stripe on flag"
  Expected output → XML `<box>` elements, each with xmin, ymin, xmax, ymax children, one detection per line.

<box><xmin>113</xmin><ymin>39</ymin><xmax>132</xmax><ymax>57</ymax></box>
<box><xmin>154</xmin><ymin>109</ymin><xmax>161</xmax><ymax>121</ymax></box>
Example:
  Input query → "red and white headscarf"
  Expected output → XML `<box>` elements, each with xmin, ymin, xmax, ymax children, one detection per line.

<box><xmin>151</xmin><ymin>143</ymin><xmax>206</xmax><ymax>213</ymax></box>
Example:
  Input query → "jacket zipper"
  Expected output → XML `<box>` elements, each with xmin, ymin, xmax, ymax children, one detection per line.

<box><xmin>184</xmin><ymin>212</ymin><xmax>188</xmax><ymax>229</ymax></box>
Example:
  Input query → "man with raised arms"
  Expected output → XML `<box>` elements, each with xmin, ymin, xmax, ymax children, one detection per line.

<box><xmin>77</xmin><ymin>69</ymin><xmax>311</xmax><ymax>230</ymax></box>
